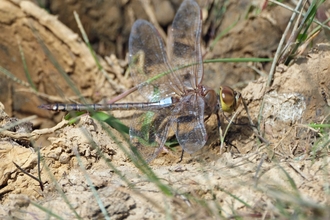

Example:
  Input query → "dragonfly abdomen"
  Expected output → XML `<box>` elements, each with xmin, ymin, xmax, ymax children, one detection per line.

<box><xmin>38</xmin><ymin>97</ymin><xmax>174</xmax><ymax>112</ymax></box>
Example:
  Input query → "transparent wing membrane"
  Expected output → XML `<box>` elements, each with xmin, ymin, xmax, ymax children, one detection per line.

<box><xmin>169</xmin><ymin>0</ymin><xmax>203</xmax><ymax>90</ymax></box>
<box><xmin>174</xmin><ymin>94</ymin><xmax>207</xmax><ymax>153</ymax></box>
<box><xmin>129</xmin><ymin>20</ymin><xmax>177</xmax><ymax>101</ymax></box>
<box><xmin>129</xmin><ymin>108</ymin><xmax>173</xmax><ymax>162</ymax></box>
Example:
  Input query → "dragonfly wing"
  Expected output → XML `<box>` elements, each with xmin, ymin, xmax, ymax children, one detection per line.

<box><xmin>129</xmin><ymin>20</ymin><xmax>177</xmax><ymax>101</ymax></box>
<box><xmin>175</xmin><ymin>94</ymin><xmax>207</xmax><ymax>154</ymax></box>
<box><xmin>129</xmin><ymin>108</ymin><xmax>173</xmax><ymax>162</ymax></box>
<box><xmin>168</xmin><ymin>0</ymin><xmax>203</xmax><ymax>90</ymax></box>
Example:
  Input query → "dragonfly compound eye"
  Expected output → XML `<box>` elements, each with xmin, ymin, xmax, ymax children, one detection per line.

<box><xmin>220</xmin><ymin>86</ymin><xmax>239</xmax><ymax>113</ymax></box>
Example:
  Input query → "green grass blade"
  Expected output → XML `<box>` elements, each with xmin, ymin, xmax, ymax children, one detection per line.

<box><xmin>29</xmin><ymin>200</ymin><xmax>65</xmax><ymax>220</ymax></box>
<box><xmin>18</xmin><ymin>42</ymin><xmax>37</xmax><ymax>91</ymax></box>
<box><xmin>92</xmin><ymin>111</ymin><xmax>129</xmax><ymax>135</ymax></box>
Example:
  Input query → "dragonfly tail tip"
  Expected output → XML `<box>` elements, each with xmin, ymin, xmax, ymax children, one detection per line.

<box><xmin>38</xmin><ymin>104</ymin><xmax>53</xmax><ymax>110</ymax></box>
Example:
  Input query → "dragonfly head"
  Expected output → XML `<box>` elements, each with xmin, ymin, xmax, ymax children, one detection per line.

<box><xmin>219</xmin><ymin>86</ymin><xmax>242</xmax><ymax>113</ymax></box>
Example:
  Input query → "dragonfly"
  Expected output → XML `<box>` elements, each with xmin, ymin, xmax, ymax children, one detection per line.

<box><xmin>39</xmin><ymin>0</ymin><xmax>242</xmax><ymax>162</ymax></box>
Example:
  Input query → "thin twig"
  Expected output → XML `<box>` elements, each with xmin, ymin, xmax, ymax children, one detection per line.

<box><xmin>37</xmin><ymin>147</ymin><xmax>43</xmax><ymax>191</ymax></box>
<box><xmin>278</xmin><ymin>0</ymin><xmax>307</xmax><ymax>64</ymax></box>
<box><xmin>220</xmin><ymin>110</ymin><xmax>240</xmax><ymax>153</ymax></box>
<box><xmin>0</xmin><ymin>119</ymin><xmax>69</xmax><ymax>141</ymax></box>
<box><xmin>13</xmin><ymin>161</ymin><xmax>44</xmax><ymax>191</ymax></box>
<box><xmin>268</xmin><ymin>0</ymin><xmax>304</xmax><ymax>87</ymax></box>
<box><xmin>269</xmin><ymin>0</ymin><xmax>330</xmax><ymax>31</ymax></box>
<box><xmin>0</xmin><ymin>116</ymin><xmax>36</xmax><ymax>132</ymax></box>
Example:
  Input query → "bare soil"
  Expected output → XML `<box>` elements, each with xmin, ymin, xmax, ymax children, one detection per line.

<box><xmin>0</xmin><ymin>0</ymin><xmax>330</xmax><ymax>219</ymax></box>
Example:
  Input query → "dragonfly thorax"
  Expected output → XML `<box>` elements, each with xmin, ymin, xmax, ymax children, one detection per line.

<box><xmin>201</xmin><ymin>86</ymin><xmax>219</xmax><ymax>116</ymax></box>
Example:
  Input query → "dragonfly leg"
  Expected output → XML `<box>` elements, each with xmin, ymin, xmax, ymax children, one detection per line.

<box><xmin>225</xmin><ymin>140</ymin><xmax>240</xmax><ymax>154</ymax></box>
<box><xmin>222</xmin><ymin>112</ymin><xmax>269</xmax><ymax>144</ymax></box>
<box><xmin>177</xmin><ymin>150</ymin><xmax>185</xmax><ymax>163</ymax></box>
<box><xmin>204</xmin><ymin>114</ymin><xmax>212</xmax><ymax>122</ymax></box>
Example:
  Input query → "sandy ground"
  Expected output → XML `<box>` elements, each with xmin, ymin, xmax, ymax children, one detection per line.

<box><xmin>0</xmin><ymin>0</ymin><xmax>330</xmax><ymax>219</ymax></box>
